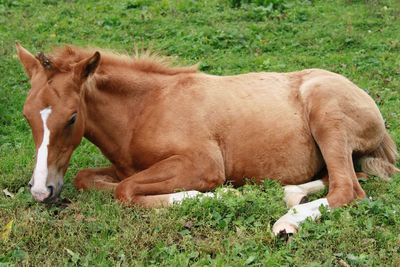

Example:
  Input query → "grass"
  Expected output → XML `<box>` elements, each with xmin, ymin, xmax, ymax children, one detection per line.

<box><xmin>1</xmin><ymin>0</ymin><xmax>400</xmax><ymax>265</ymax></box>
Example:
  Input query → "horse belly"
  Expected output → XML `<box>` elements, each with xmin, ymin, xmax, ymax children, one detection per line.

<box><xmin>224</xmin><ymin>108</ymin><xmax>323</xmax><ymax>186</ymax></box>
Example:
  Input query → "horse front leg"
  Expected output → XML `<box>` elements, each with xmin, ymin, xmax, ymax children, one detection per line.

<box><xmin>74</xmin><ymin>166</ymin><xmax>120</xmax><ymax>192</ymax></box>
<box><xmin>115</xmin><ymin>154</ymin><xmax>225</xmax><ymax>208</ymax></box>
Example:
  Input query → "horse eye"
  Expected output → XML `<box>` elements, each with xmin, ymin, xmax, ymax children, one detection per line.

<box><xmin>67</xmin><ymin>113</ymin><xmax>77</xmax><ymax>126</ymax></box>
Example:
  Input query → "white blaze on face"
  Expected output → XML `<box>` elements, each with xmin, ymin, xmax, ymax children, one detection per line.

<box><xmin>30</xmin><ymin>107</ymin><xmax>52</xmax><ymax>201</ymax></box>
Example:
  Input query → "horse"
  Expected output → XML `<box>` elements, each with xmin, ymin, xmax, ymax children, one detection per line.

<box><xmin>15</xmin><ymin>43</ymin><xmax>399</xmax><ymax>236</ymax></box>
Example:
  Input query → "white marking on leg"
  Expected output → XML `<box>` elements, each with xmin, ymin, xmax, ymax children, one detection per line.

<box><xmin>298</xmin><ymin>180</ymin><xmax>325</xmax><ymax>194</ymax></box>
<box><xmin>284</xmin><ymin>180</ymin><xmax>325</xmax><ymax>208</ymax></box>
<box><xmin>284</xmin><ymin>185</ymin><xmax>307</xmax><ymax>208</ymax></box>
<box><xmin>169</xmin><ymin>190</ymin><xmax>215</xmax><ymax>204</ymax></box>
<box><xmin>168</xmin><ymin>188</ymin><xmax>242</xmax><ymax>205</ymax></box>
<box><xmin>31</xmin><ymin>107</ymin><xmax>52</xmax><ymax>201</ymax></box>
<box><xmin>273</xmin><ymin>198</ymin><xmax>329</xmax><ymax>235</ymax></box>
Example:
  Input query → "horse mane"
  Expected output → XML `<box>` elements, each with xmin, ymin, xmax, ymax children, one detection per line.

<box><xmin>48</xmin><ymin>45</ymin><xmax>198</xmax><ymax>75</ymax></box>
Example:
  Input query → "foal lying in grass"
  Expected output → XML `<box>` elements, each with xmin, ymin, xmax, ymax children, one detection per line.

<box><xmin>16</xmin><ymin>43</ymin><xmax>399</xmax><ymax>236</ymax></box>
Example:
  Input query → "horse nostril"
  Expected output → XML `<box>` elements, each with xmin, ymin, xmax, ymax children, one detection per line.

<box><xmin>28</xmin><ymin>183</ymin><xmax>32</xmax><ymax>189</ymax></box>
<box><xmin>47</xmin><ymin>185</ymin><xmax>54</xmax><ymax>198</ymax></box>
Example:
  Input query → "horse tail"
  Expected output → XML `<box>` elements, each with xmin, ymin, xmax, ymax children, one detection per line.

<box><xmin>359</xmin><ymin>131</ymin><xmax>400</xmax><ymax>180</ymax></box>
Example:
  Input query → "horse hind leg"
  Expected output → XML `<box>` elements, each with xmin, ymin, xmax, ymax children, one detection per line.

<box><xmin>273</xmin><ymin>73</ymin><xmax>389</xmax><ymax>236</ymax></box>
<box><xmin>283</xmin><ymin>171</ymin><xmax>368</xmax><ymax>208</ymax></box>
<box><xmin>283</xmin><ymin>179</ymin><xmax>326</xmax><ymax>208</ymax></box>
<box><xmin>273</xmin><ymin>146</ymin><xmax>358</xmax><ymax>236</ymax></box>
<box><xmin>273</xmin><ymin>112</ymin><xmax>368</xmax><ymax>235</ymax></box>
<box><xmin>315</xmin><ymin>117</ymin><xmax>372</xmax><ymax>207</ymax></box>
<box><xmin>273</xmin><ymin>138</ymin><xmax>378</xmax><ymax>236</ymax></box>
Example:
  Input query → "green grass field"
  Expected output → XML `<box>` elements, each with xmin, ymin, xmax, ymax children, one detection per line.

<box><xmin>1</xmin><ymin>0</ymin><xmax>400</xmax><ymax>265</ymax></box>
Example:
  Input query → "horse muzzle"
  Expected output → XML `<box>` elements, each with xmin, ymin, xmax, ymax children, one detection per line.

<box><xmin>29</xmin><ymin>181</ymin><xmax>63</xmax><ymax>203</ymax></box>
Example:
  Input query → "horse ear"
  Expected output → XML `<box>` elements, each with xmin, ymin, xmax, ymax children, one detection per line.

<box><xmin>74</xmin><ymin>51</ymin><xmax>101</xmax><ymax>81</ymax></box>
<box><xmin>15</xmin><ymin>42</ymin><xmax>40</xmax><ymax>79</ymax></box>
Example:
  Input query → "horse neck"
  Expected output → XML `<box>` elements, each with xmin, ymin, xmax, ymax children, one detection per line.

<box><xmin>81</xmin><ymin>68</ymin><xmax>169</xmax><ymax>162</ymax></box>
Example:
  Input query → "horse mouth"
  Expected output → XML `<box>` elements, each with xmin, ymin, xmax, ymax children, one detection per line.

<box><xmin>29</xmin><ymin>183</ymin><xmax>63</xmax><ymax>203</ymax></box>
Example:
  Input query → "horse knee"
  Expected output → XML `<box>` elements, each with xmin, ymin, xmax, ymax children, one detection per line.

<box><xmin>115</xmin><ymin>182</ymin><xmax>138</xmax><ymax>204</ymax></box>
<box><xmin>115</xmin><ymin>185</ymin><xmax>130</xmax><ymax>203</ymax></box>
<box><xmin>74</xmin><ymin>170</ymin><xmax>91</xmax><ymax>190</ymax></box>
<box><xmin>204</xmin><ymin>175</ymin><xmax>225</xmax><ymax>190</ymax></box>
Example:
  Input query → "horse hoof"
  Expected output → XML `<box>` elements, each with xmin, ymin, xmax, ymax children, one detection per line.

<box><xmin>272</xmin><ymin>221</ymin><xmax>298</xmax><ymax>236</ymax></box>
<box><xmin>277</xmin><ymin>229</ymin><xmax>294</xmax><ymax>242</ymax></box>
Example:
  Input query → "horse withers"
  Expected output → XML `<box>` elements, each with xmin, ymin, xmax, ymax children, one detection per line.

<box><xmin>15</xmin><ymin>43</ymin><xmax>399</xmax><ymax>236</ymax></box>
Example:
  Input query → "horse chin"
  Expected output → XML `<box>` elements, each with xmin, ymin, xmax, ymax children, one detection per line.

<box><xmin>43</xmin><ymin>195</ymin><xmax>60</xmax><ymax>204</ymax></box>
<box><xmin>52</xmin><ymin>185</ymin><xmax>63</xmax><ymax>201</ymax></box>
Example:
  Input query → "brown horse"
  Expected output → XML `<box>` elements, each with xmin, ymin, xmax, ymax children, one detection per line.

<box><xmin>16</xmin><ymin>43</ymin><xmax>399</xmax><ymax>236</ymax></box>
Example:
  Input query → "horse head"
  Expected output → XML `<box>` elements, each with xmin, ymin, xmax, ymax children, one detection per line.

<box><xmin>15</xmin><ymin>43</ymin><xmax>100</xmax><ymax>202</ymax></box>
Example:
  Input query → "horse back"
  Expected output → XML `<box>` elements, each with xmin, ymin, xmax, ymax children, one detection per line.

<box><xmin>130</xmin><ymin>70</ymin><xmax>324</xmax><ymax>185</ymax></box>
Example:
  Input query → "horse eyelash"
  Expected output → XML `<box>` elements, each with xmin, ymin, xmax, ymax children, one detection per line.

<box><xmin>66</xmin><ymin>113</ymin><xmax>77</xmax><ymax>127</ymax></box>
